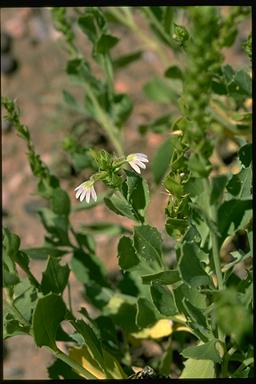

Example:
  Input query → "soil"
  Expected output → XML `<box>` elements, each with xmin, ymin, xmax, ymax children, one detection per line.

<box><xmin>1</xmin><ymin>7</ymin><xmax>251</xmax><ymax>379</ymax></box>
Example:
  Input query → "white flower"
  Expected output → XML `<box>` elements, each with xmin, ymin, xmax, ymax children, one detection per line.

<box><xmin>126</xmin><ymin>153</ymin><xmax>149</xmax><ymax>174</ymax></box>
<box><xmin>74</xmin><ymin>181</ymin><xmax>97</xmax><ymax>203</ymax></box>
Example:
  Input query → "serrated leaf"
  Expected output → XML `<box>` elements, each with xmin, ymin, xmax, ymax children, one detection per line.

<box><xmin>134</xmin><ymin>225</ymin><xmax>164</xmax><ymax>271</ymax></box>
<box><xmin>32</xmin><ymin>293</ymin><xmax>66</xmax><ymax>349</ymax></box>
<box><xmin>136</xmin><ymin>297</ymin><xmax>158</xmax><ymax>328</ymax></box>
<box><xmin>151</xmin><ymin>283</ymin><xmax>178</xmax><ymax>316</ymax></box>
<box><xmin>142</xmin><ymin>270</ymin><xmax>180</xmax><ymax>285</ymax></box>
<box><xmin>71</xmin><ymin>248</ymin><xmax>109</xmax><ymax>287</ymax></box>
<box><xmin>180</xmin><ymin>358</ymin><xmax>215</xmax><ymax>378</ymax></box>
<box><xmin>41</xmin><ymin>256</ymin><xmax>70</xmax><ymax>294</ymax></box>
<box><xmin>217</xmin><ymin>199</ymin><xmax>252</xmax><ymax>241</ymax></box>
<box><xmin>117</xmin><ymin>236</ymin><xmax>139</xmax><ymax>270</ymax></box>
<box><xmin>174</xmin><ymin>283</ymin><xmax>207</xmax><ymax>316</ymax></box>
<box><xmin>178</xmin><ymin>242</ymin><xmax>211</xmax><ymax>287</ymax></box>
<box><xmin>104</xmin><ymin>192</ymin><xmax>137</xmax><ymax>221</ymax></box>
<box><xmin>181</xmin><ymin>340</ymin><xmax>223</xmax><ymax>363</ymax></box>
<box><xmin>239</xmin><ymin>143</ymin><xmax>252</xmax><ymax>167</ymax></box>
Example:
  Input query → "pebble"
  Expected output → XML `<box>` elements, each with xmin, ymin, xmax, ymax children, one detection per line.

<box><xmin>2</xmin><ymin>119</ymin><xmax>13</xmax><ymax>134</ymax></box>
<box><xmin>1</xmin><ymin>53</ymin><xmax>18</xmax><ymax>75</ymax></box>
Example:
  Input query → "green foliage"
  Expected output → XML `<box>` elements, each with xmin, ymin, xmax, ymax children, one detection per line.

<box><xmin>2</xmin><ymin>5</ymin><xmax>252</xmax><ymax>380</ymax></box>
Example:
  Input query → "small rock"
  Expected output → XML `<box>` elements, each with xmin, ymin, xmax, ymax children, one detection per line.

<box><xmin>2</xmin><ymin>119</ymin><xmax>12</xmax><ymax>134</ymax></box>
<box><xmin>1</xmin><ymin>53</ymin><xmax>18</xmax><ymax>75</ymax></box>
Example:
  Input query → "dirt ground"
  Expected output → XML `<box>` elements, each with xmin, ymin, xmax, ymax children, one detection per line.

<box><xmin>1</xmin><ymin>7</ymin><xmax>250</xmax><ymax>379</ymax></box>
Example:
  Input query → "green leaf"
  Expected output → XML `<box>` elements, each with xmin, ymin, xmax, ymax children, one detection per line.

<box><xmin>48</xmin><ymin>358</ymin><xmax>81</xmax><ymax>379</ymax></box>
<box><xmin>188</xmin><ymin>153</ymin><xmax>211</xmax><ymax>177</ymax></box>
<box><xmin>3</xmin><ymin>228</ymin><xmax>20</xmax><ymax>287</ymax></box>
<box><xmin>104</xmin><ymin>192</ymin><xmax>137</xmax><ymax>221</ymax></box>
<box><xmin>143</xmin><ymin>77</ymin><xmax>178</xmax><ymax>103</ymax></box>
<box><xmin>174</xmin><ymin>283</ymin><xmax>207</xmax><ymax>315</ymax></box>
<box><xmin>71</xmin><ymin>248</ymin><xmax>109</xmax><ymax>288</ymax></box>
<box><xmin>139</xmin><ymin>113</ymin><xmax>172</xmax><ymax>135</ymax></box>
<box><xmin>81</xmin><ymin>222</ymin><xmax>130</xmax><ymax>237</ymax></box>
<box><xmin>78</xmin><ymin>15</ymin><xmax>97</xmax><ymax>43</ymax></box>
<box><xmin>136</xmin><ymin>297</ymin><xmax>158</xmax><ymax>328</ymax></box>
<box><xmin>134</xmin><ymin>225</ymin><xmax>164</xmax><ymax>271</ymax></box>
<box><xmin>180</xmin><ymin>359</ymin><xmax>215</xmax><ymax>378</ymax></box>
<box><xmin>152</xmin><ymin>137</ymin><xmax>177</xmax><ymax>184</ymax></box>
<box><xmin>63</xmin><ymin>90</ymin><xmax>83</xmax><ymax>112</ymax></box>
<box><xmin>215</xmin><ymin>288</ymin><xmax>253</xmax><ymax>347</ymax></box>
<box><xmin>226</xmin><ymin>167</ymin><xmax>252</xmax><ymax>200</ymax></box>
<box><xmin>4</xmin><ymin>314</ymin><xmax>30</xmax><ymax>339</ymax></box>
<box><xmin>178</xmin><ymin>242</ymin><xmax>211</xmax><ymax>287</ymax></box>
<box><xmin>104</xmin><ymin>294</ymin><xmax>139</xmax><ymax>333</ymax></box>
<box><xmin>181</xmin><ymin>340</ymin><xmax>223</xmax><ymax>363</ymax></box>
<box><xmin>142</xmin><ymin>270</ymin><xmax>180</xmax><ymax>285</ymax></box>
<box><xmin>51</xmin><ymin>188</ymin><xmax>71</xmax><ymax>216</ymax></box>
<box><xmin>41</xmin><ymin>256</ymin><xmax>70</xmax><ymax>295</ymax></box>
<box><xmin>184</xmin><ymin>177</ymin><xmax>204</xmax><ymax>197</ymax></box>
<box><xmin>150</xmin><ymin>283</ymin><xmax>177</xmax><ymax>316</ymax></box>
<box><xmin>96</xmin><ymin>33</ymin><xmax>119</xmax><ymax>54</ymax></box>
<box><xmin>113</xmin><ymin>51</ymin><xmax>142</xmax><ymax>70</ymax></box>
<box><xmin>217</xmin><ymin>199</ymin><xmax>252</xmax><ymax>241</ymax></box>
<box><xmin>32</xmin><ymin>293</ymin><xmax>66</xmax><ymax>349</ymax></box>
<box><xmin>38</xmin><ymin>208</ymin><xmax>70</xmax><ymax>246</ymax></box>
<box><xmin>164</xmin><ymin>65</ymin><xmax>183</xmax><ymax>80</ymax></box>
<box><xmin>239</xmin><ymin>143</ymin><xmax>252</xmax><ymax>167</ymax></box>
<box><xmin>12</xmin><ymin>279</ymin><xmax>39</xmax><ymax>323</ymax></box>
<box><xmin>111</xmin><ymin>93</ymin><xmax>133</xmax><ymax>128</ymax></box>
<box><xmin>210</xmin><ymin>175</ymin><xmax>228</xmax><ymax>205</ymax></box>
<box><xmin>70</xmin><ymin>319</ymin><xmax>104</xmax><ymax>369</ymax></box>
<box><xmin>117</xmin><ymin>236</ymin><xmax>139</xmax><ymax>271</ymax></box>
<box><xmin>228</xmin><ymin>70</ymin><xmax>252</xmax><ymax>97</ymax></box>
<box><xmin>23</xmin><ymin>247</ymin><xmax>68</xmax><ymax>260</ymax></box>
<box><xmin>125</xmin><ymin>171</ymin><xmax>150</xmax><ymax>215</ymax></box>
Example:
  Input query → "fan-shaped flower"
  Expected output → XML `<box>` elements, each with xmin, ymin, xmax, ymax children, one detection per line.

<box><xmin>74</xmin><ymin>181</ymin><xmax>97</xmax><ymax>203</ymax></box>
<box><xmin>126</xmin><ymin>153</ymin><xmax>149</xmax><ymax>174</ymax></box>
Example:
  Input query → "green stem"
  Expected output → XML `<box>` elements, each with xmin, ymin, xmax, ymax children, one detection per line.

<box><xmin>109</xmin><ymin>7</ymin><xmax>169</xmax><ymax>66</ymax></box>
<box><xmin>48</xmin><ymin>346</ymin><xmax>98</xmax><ymax>379</ymax></box>
<box><xmin>204</xmin><ymin>179</ymin><xmax>224</xmax><ymax>291</ymax></box>
<box><xmin>221</xmin><ymin>346</ymin><xmax>236</xmax><ymax>378</ymax></box>
<box><xmin>85</xmin><ymin>84</ymin><xmax>124</xmax><ymax>157</ymax></box>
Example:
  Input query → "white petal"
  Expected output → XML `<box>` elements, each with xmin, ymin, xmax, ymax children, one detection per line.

<box><xmin>80</xmin><ymin>189</ymin><xmax>87</xmax><ymax>202</ymax></box>
<box><xmin>138</xmin><ymin>157</ymin><xmax>149</xmax><ymax>163</ymax></box>
<box><xmin>136</xmin><ymin>160</ymin><xmax>147</xmax><ymax>169</ymax></box>
<box><xmin>74</xmin><ymin>183</ymin><xmax>83</xmax><ymax>191</ymax></box>
<box><xmin>85</xmin><ymin>189</ymin><xmax>91</xmax><ymax>203</ymax></box>
<box><xmin>129</xmin><ymin>161</ymin><xmax>141</xmax><ymax>174</ymax></box>
<box><xmin>91</xmin><ymin>186</ymin><xmax>97</xmax><ymax>201</ymax></box>
<box><xmin>75</xmin><ymin>188</ymin><xmax>83</xmax><ymax>199</ymax></box>
<box><xmin>135</xmin><ymin>153</ymin><xmax>148</xmax><ymax>159</ymax></box>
